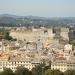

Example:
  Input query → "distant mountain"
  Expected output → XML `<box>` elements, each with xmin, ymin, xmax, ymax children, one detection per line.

<box><xmin>0</xmin><ymin>14</ymin><xmax>19</xmax><ymax>18</ymax></box>
<box><xmin>0</xmin><ymin>14</ymin><xmax>49</xmax><ymax>24</ymax></box>
<box><xmin>0</xmin><ymin>14</ymin><xmax>75</xmax><ymax>27</ymax></box>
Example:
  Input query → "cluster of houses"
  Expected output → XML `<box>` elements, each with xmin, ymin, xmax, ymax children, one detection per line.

<box><xmin>0</xmin><ymin>27</ymin><xmax>75</xmax><ymax>72</ymax></box>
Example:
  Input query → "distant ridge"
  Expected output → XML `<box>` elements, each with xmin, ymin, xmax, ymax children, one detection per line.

<box><xmin>0</xmin><ymin>14</ymin><xmax>75</xmax><ymax>26</ymax></box>
<box><xmin>0</xmin><ymin>14</ymin><xmax>19</xmax><ymax>18</ymax></box>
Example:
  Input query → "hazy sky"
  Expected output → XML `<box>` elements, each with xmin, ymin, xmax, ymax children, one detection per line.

<box><xmin>0</xmin><ymin>0</ymin><xmax>75</xmax><ymax>17</ymax></box>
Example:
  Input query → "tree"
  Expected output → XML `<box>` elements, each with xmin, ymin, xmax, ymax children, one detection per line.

<box><xmin>69</xmin><ymin>40</ymin><xmax>75</xmax><ymax>46</ymax></box>
<box><xmin>3</xmin><ymin>31</ymin><xmax>12</xmax><ymax>40</ymax></box>
<box><xmin>64</xmin><ymin>70</ymin><xmax>75</xmax><ymax>75</ymax></box>
<box><xmin>14</xmin><ymin>66</ymin><xmax>32</xmax><ymax>75</ymax></box>
<box><xmin>44</xmin><ymin>69</ymin><xmax>63</xmax><ymax>75</ymax></box>
<box><xmin>32</xmin><ymin>63</ymin><xmax>45</xmax><ymax>75</ymax></box>
<box><xmin>1</xmin><ymin>68</ymin><xmax>14</xmax><ymax>75</ymax></box>
<box><xmin>44</xmin><ymin>69</ymin><xmax>53</xmax><ymax>75</ymax></box>
<box><xmin>53</xmin><ymin>70</ymin><xmax>63</xmax><ymax>75</ymax></box>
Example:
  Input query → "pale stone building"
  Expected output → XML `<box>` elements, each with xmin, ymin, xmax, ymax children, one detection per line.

<box><xmin>9</xmin><ymin>28</ymin><xmax>54</xmax><ymax>43</ymax></box>
<box><xmin>60</xmin><ymin>28</ymin><xmax>69</xmax><ymax>40</ymax></box>
<box><xmin>64</xmin><ymin>44</ymin><xmax>72</xmax><ymax>52</ymax></box>
<box><xmin>0</xmin><ymin>52</ymin><xmax>40</xmax><ymax>72</ymax></box>
<box><xmin>51</xmin><ymin>57</ymin><xmax>75</xmax><ymax>72</ymax></box>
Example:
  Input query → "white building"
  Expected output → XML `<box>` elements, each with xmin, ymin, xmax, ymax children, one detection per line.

<box><xmin>0</xmin><ymin>52</ymin><xmax>40</xmax><ymax>72</ymax></box>
<box><xmin>51</xmin><ymin>57</ymin><xmax>75</xmax><ymax>72</ymax></box>
<box><xmin>60</xmin><ymin>28</ymin><xmax>69</xmax><ymax>40</ymax></box>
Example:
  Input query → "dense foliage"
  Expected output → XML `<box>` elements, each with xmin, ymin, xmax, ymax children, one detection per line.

<box><xmin>0</xmin><ymin>29</ymin><xmax>13</xmax><ymax>40</ymax></box>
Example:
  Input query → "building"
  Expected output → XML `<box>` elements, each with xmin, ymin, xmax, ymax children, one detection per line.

<box><xmin>9</xmin><ymin>28</ymin><xmax>54</xmax><ymax>42</ymax></box>
<box><xmin>51</xmin><ymin>57</ymin><xmax>75</xmax><ymax>72</ymax></box>
<box><xmin>60</xmin><ymin>28</ymin><xmax>69</xmax><ymax>40</ymax></box>
<box><xmin>0</xmin><ymin>52</ymin><xmax>40</xmax><ymax>72</ymax></box>
<box><xmin>64</xmin><ymin>44</ymin><xmax>72</xmax><ymax>53</ymax></box>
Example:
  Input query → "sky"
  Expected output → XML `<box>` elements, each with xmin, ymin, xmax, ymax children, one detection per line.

<box><xmin>0</xmin><ymin>0</ymin><xmax>75</xmax><ymax>17</ymax></box>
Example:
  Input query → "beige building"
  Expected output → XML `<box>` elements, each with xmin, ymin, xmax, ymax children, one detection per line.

<box><xmin>64</xmin><ymin>44</ymin><xmax>72</xmax><ymax>52</ymax></box>
<box><xmin>10</xmin><ymin>28</ymin><xmax>54</xmax><ymax>42</ymax></box>
<box><xmin>51</xmin><ymin>57</ymin><xmax>75</xmax><ymax>72</ymax></box>
<box><xmin>0</xmin><ymin>52</ymin><xmax>40</xmax><ymax>72</ymax></box>
<box><xmin>60</xmin><ymin>28</ymin><xmax>69</xmax><ymax>40</ymax></box>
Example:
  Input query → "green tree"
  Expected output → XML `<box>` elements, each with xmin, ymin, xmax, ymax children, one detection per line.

<box><xmin>44</xmin><ymin>69</ymin><xmax>63</xmax><ymax>75</ymax></box>
<box><xmin>64</xmin><ymin>70</ymin><xmax>75</xmax><ymax>75</ymax></box>
<box><xmin>1</xmin><ymin>68</ymin><xmax>14</xmax><ymax>75</ymax></box>
<box><xmin>44</xmin><ymin>69</ymin><xmax>53</xmax><ymax>75</ymax></box>
<box><xmin>14</xmin><ymin>66</ymin><xmax>32</xmax><ymax>75</ymax></box>
<box><xmin>3</xmin><ymin>31</ymin><xmax>12</xmax><ymax>40</ymax></box>
<box><xmin>32</xmin><ymin>63</ymin><xmax>45</xmax><ymax>75</ymax></box>
<box><xmin>53</xmin><ymin>70</ymin><xmax>63</xmax><ymax>75</ymax></box>
<box><xmin>69</xmin><ymin>40</ymin><xmax>75</xmax><ymax>46</ymax></box>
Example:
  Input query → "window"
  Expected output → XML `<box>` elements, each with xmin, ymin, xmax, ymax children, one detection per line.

<box><xmin>15</xmin><ymin>62</ymin><xmax>16</xmax><ymax>64</ymax></box>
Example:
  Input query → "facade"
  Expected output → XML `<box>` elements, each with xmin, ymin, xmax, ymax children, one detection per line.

<box><xmin>0</xmin><ymin>52</ymin><xmax>40</xmax><ymax>72</ymax></box>
<box><xmin>51</xmin><ymin>57</ymin><xmax>75</xmax><ymax>72</ymax></box>
<box><xmin>0</xmin><ymin>60</ymin><xmax>39</xmax><ymax>72</ymax></box>
<box><xmin>60</xmin><ymin>28</ymin><xmax>69</xmax><ymax>40</ymax></box>
<box><xmin>9</xmin><ymin>28</ymin><xmax>54</xmax><ymax>42</ymax></box>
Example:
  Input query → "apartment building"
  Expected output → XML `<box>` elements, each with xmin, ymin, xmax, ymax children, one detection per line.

<box><xmin>51</xmin><ymin>57</ymin><xmax>75</xmax><ymax>72</ymax></box>
<box><xmin>0</xmin><ymin>52</ymin><xmax>40</xmax><ymax>72</ymax></box>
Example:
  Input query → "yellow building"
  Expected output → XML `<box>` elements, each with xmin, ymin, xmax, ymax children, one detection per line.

<box><xmin>0</xmin><ymin>52</ymin><xmax>40</xmax><ymax>72</ymax></box>
<box><xmin>51</xmin><ymin>57</ymin><xmax>75</xmax><ymax>72</ymax></box>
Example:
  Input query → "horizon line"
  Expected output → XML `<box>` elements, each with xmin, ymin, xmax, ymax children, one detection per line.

<box><xmin>0</xmin><ymin>13</ymin><xmax>75</xmax><ymax>18</ymax></box>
